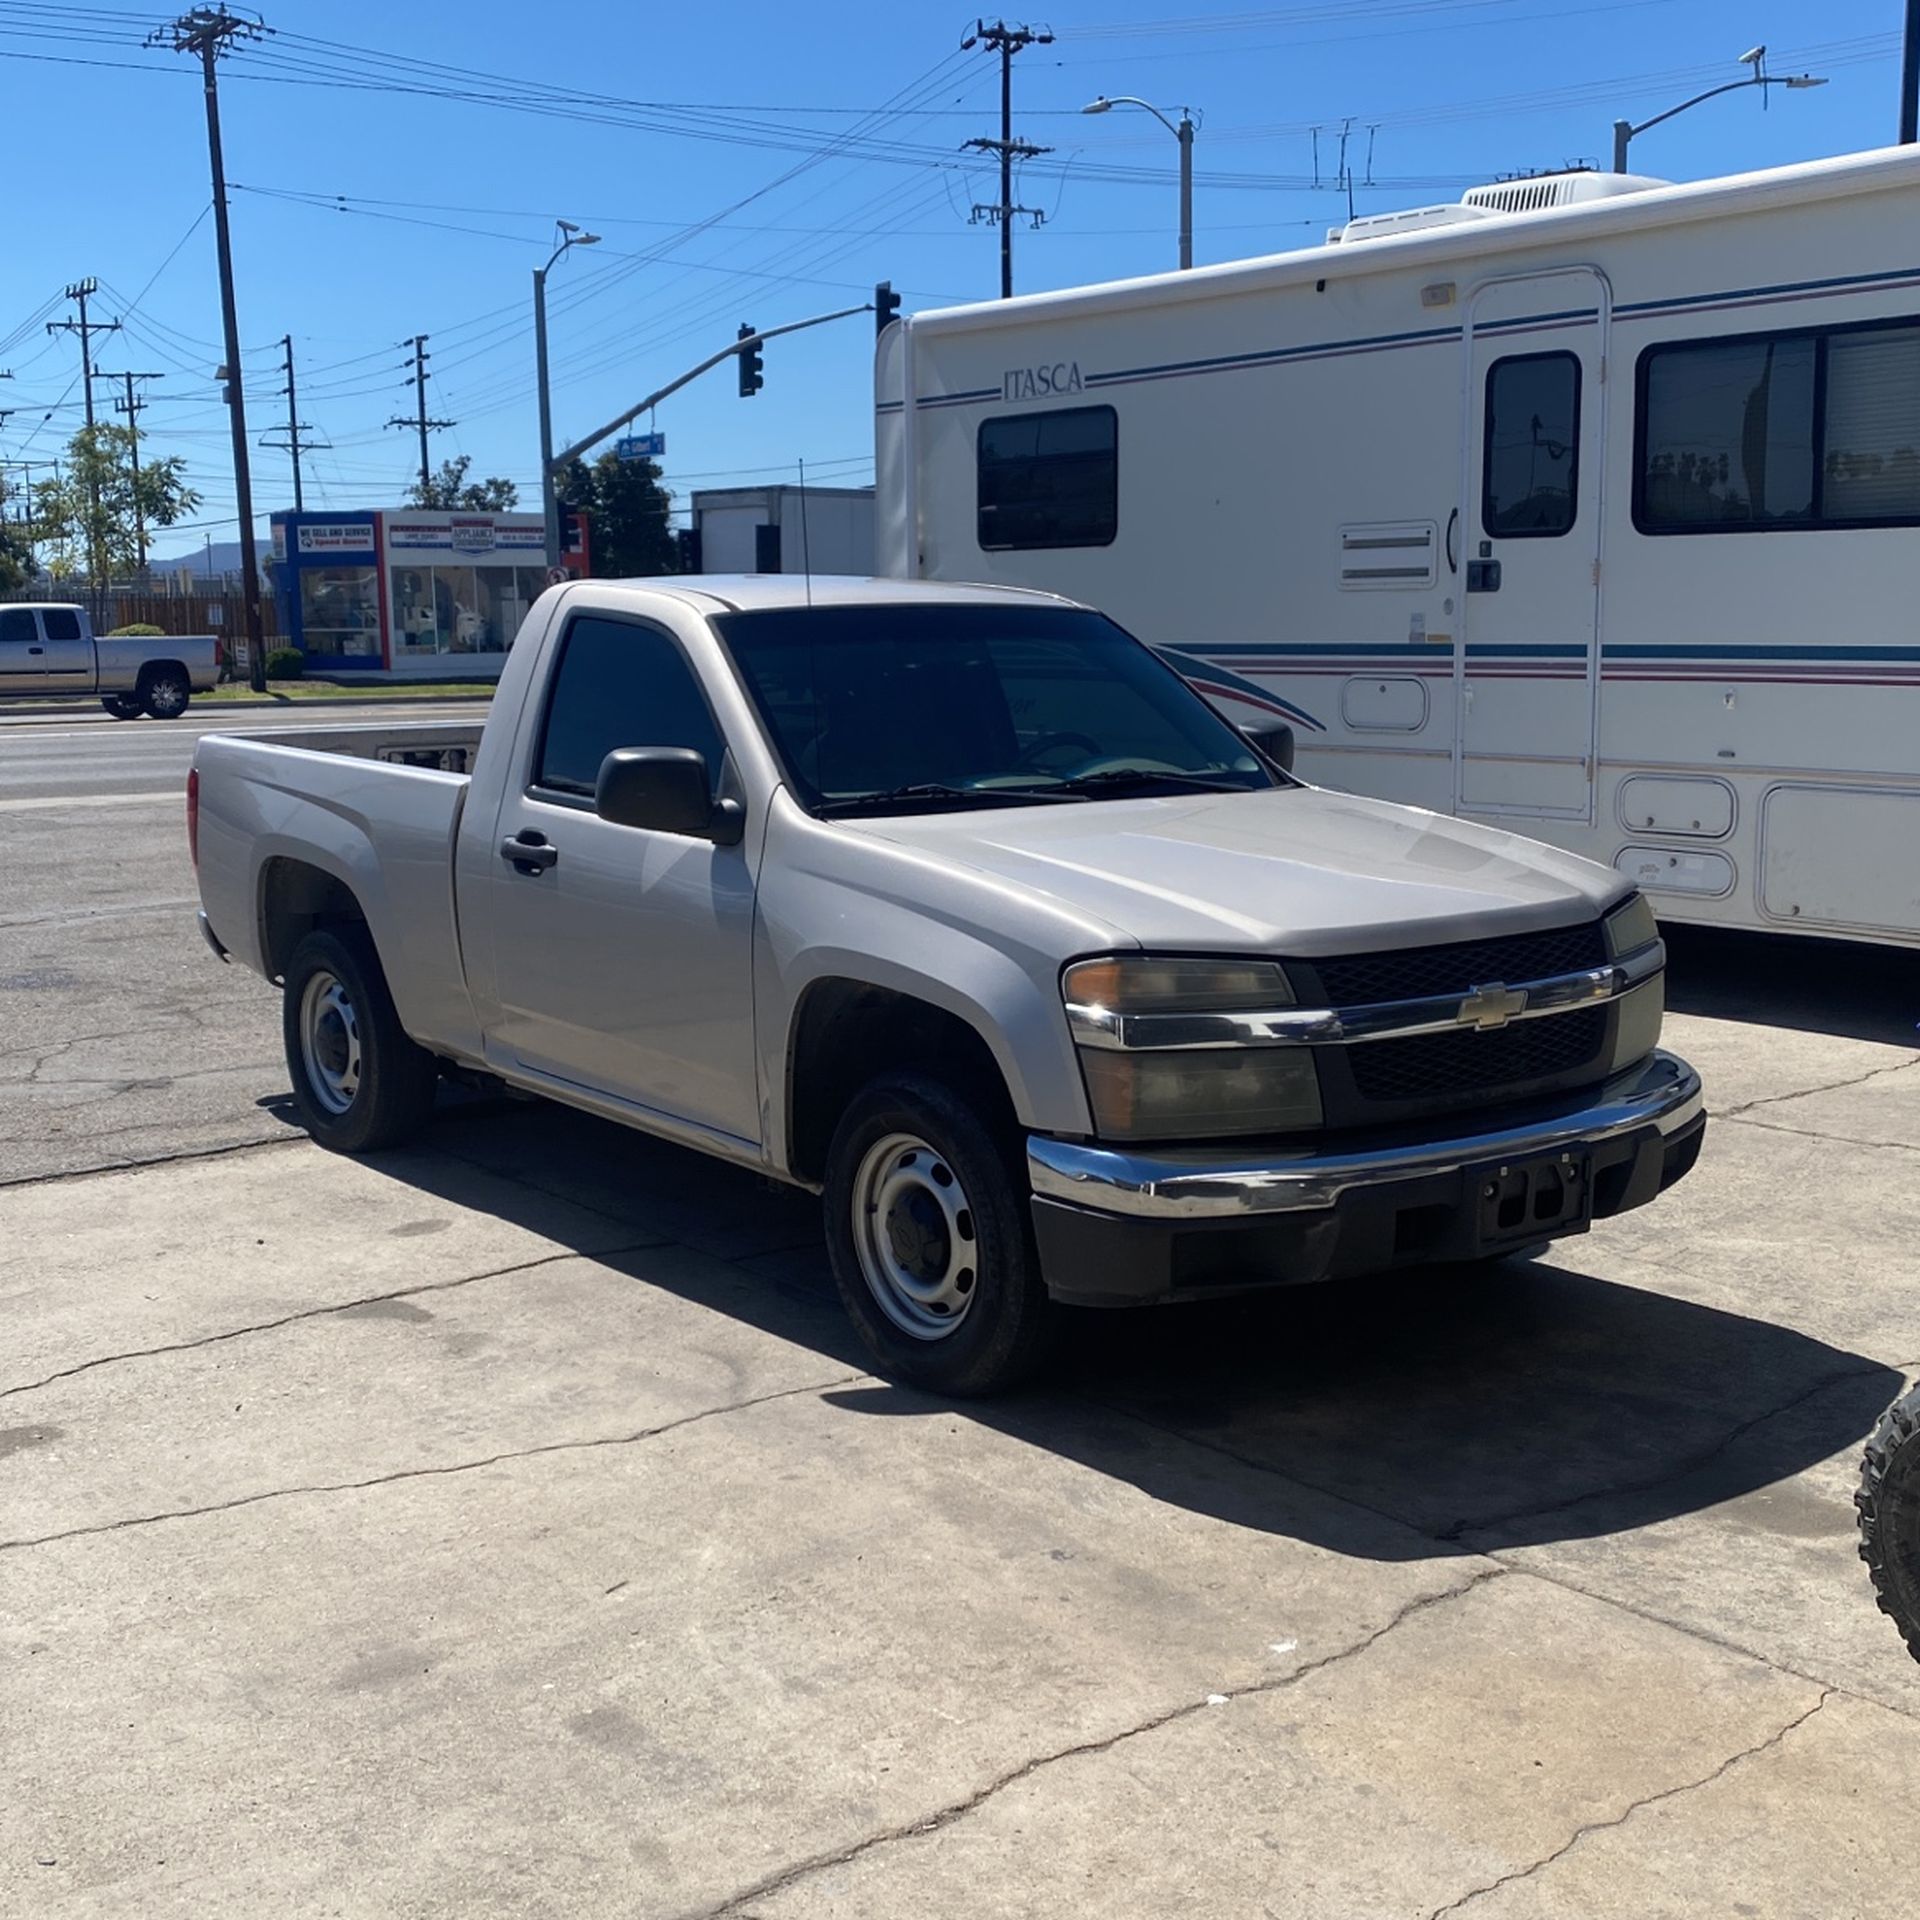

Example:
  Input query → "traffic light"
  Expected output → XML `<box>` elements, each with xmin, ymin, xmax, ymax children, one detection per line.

<box><xmin>874</xmin><ymin>280</ymin><xmax>902</xmax><ymax>338</ymax></box>
<box><xmin>737</xmin><ymin>322</ymin><xmax>763</xmax><ymax>399</ymax></box>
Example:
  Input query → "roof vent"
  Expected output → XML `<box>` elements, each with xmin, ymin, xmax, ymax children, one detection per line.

<box><xmin>1331</xmin><ymin>202</ymin><xmax>1493</xmax><ymax>245</ymax></box>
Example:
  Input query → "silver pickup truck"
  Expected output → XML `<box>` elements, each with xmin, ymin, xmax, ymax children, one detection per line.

<box><xmin>191</xmin><ymin>577</ymin><xmax>1704</xmax><ymax>1394</ymax></box>
<box><xmin>0</xmin><ymin>602</ymin><xmax>220</xmax><ymax>717</ymax></box>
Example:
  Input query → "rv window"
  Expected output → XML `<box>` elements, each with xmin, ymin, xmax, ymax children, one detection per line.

<box><xmin>977</xmin><ymin>405</ymin><xmax>1118</xmax><ymax>550</ymax></box>
<box><xmin>1822</xmin><ymin>325</ymin><xmax>1920</xmax><ymax>521</ymax></box>
<box><xmin>1638</xmin><ymin>335</ymin><xmax>1817</xmax><ymax>530</ymax></box>
<box><xmin>1482</xmin><ymin>352</ymin><xmax>1580</xmax><ymax>538</ymax></box>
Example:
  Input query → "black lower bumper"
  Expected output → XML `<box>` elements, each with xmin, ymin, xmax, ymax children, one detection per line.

<box><xmin>1030</xmin><ymin>1098</ymin><xmax>1706</xmax><ymax>1310</ymax></box>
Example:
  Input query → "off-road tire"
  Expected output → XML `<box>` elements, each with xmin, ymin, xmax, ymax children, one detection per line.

<box><xmin>823</xmin><ymin>1072</ymin><xmax>1057</xmax><ymax>1396</ymax></box>
<box><xmin>139</xmin><ymin>665</ymin><xmax>191</xmax><ymax>719</ymax></box>
<box><xmin>101</xmin><ymin>694</ymin><xmax>144</xmax><ymax>720</ymax></box>
<box><xmin>1857</xmin><ymin>1384</ymin><xmax>1920</xmax><ymax>1667</ymax></box>
<box><xmin>281</xmin><ymin>925</ymin><xmax>439</xmax><ymax>1153</ymax></box>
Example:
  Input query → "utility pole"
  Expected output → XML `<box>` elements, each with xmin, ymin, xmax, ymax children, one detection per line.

<box><xmin>1904</xmin><ymin>0</ymin><xmax>1920</xmax><ymax>142</ymax></box>
<box><xmin>149</xmin><ymin>5</ymin><xmax>271</xmax><ymax>691</ymax></box>
<box><xmin>105</xmin><ymin>370</ymin><xmax>166</xmax><ymax>573</ymax></box>
<box><xmin>387</xmin><ymin>335</ymin><xmax>452</xmax><ymax>497</ymax></box>
<box><xmin>963</xmin><ymin>20</ymin><xmax>1053</xmax><ymax>298</ymax></box>
<box><xmin>47</xmin><ymin>279</ymin><xmax>122</xmax><ymax>583</ymax></box>
<box><xmin>259</xmin><ymin>333</ymin><xmax>326</xmax><ymax>512</ymax></box>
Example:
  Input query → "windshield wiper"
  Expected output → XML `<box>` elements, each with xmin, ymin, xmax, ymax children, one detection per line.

<box><xmin>1029</xmin><ymin>767</ymin><xmax>1262</xmax><ymax>798</ymax></box>
<box><xmin>817</xmin><ymin>781</ymin><xmax>1075</xmax><ymax>818</ymax></box>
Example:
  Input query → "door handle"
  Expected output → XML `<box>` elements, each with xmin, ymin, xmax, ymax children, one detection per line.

<box><xmin>499</xmin><ymin>831</ymin><xmax>558</xmax><ymax>874</ymax></box>
<box><xmin>27</xmin><ymin>646</ymin><xmax>43</xmax><ymax>655</ymax></box>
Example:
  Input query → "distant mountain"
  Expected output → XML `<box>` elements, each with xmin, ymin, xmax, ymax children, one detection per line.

<box><xmin>148</xmin><ymin>538</ymin><xmax>264</xmax><ymax>578</ymax></box>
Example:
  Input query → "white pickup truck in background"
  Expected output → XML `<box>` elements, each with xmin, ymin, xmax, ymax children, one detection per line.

<box><xmin>0</xmin><ymin>602</ymin><xmax>220</xmax><ymax>717</ymax></box>
<box><xmin>190</xmin><ymin>576</ymin><xmax>1705</xmax><ymax>1394</ymax></box>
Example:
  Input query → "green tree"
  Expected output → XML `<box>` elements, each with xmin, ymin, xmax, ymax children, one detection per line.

<box><xmin>555</xmin><ymin>449</ymin><xmax>675</xmax><ymax>579</ymax></box>
<box><xmin>408</xmin><ymin>455</ymin><xmax>519</xmax><ymax>511</ymax></box>
<box><xmin>0</xmin><ymin>476</ymin><xmax>32</xmax><ymax>588</ymax></box>
<box><xmin>31</xmin><ymin>424</ymin><xmax>199</xmax><ymax>579</ymax></box>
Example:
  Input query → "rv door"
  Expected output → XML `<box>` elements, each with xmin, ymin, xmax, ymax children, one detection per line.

<box><xmin>1455</xmin><ymin>266</ymin><xmax>1610</xmax><ymax>821</ymax></box>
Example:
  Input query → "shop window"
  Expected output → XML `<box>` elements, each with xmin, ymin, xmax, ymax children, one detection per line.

<box><xmin>298</xmin><ymin>566</ymin><xmax>381</xmax><ymax>657</ymax></box>
<box><xmin>393</xmin><ymin>562</ymin><xmax>548</xmax><ymax>655</ymax></box>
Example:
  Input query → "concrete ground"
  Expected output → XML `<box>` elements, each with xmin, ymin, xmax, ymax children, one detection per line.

<box><xmin>3</xmin><ymin>709</ymin><xmax>1918</xmax><ymax>1916</ymax></box>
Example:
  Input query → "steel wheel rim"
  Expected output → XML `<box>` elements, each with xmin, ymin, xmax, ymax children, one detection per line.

<box><xmin>850</xmin><ymin>1131</ymin><xmax>980</xmax><ymax>1341</ymax></box>
<box><xmin>149</xmin><ymin>678</ymin><xmax>187</xmax><ymax>717</ymax></box>
<box><xmin>298</xmin><ymin>969</ymin><xmax>362</xmax><ymax>1116</ymax></box>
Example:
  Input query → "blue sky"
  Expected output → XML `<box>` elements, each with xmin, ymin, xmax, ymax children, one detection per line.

<box><xmin>0</xmin><ymin>1</ymin><xmax>1904</xmax><ymax>562</ymax></box>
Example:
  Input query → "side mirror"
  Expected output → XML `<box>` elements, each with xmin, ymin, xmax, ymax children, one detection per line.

<box><xmin>594</xmin><ymin>747</ymin><xmax>744</xmax><ymax>845</ymax></box>
<box><xmin>1241</xmin><ymin>720</ymin><xmax>1295</xmax><ymax>773</ymax></box>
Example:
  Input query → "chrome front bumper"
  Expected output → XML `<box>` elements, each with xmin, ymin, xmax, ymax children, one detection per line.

<box><xmin>1027</xmin><ymin>1049</ymin><xmax>1703</xmax><ymax>1223</ymax></box>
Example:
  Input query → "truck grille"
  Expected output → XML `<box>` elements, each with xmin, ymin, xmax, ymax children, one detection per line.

<box><xmin>1348</xmin><ymin>1005</ymin><xmax>1609</xmax><ymax>1104</ymax></box>
<box><xmin>1308</xmin><ymin>921</ymin><xmax>1607</xmax><ymax>1007</ymax></box>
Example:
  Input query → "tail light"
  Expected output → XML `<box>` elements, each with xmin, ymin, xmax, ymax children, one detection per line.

<box><xmin>187</xmin><ymin>767</ymin><xmax>200</xmax><ymax>870</ymax></box>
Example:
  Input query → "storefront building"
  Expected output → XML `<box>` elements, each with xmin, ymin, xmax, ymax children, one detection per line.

<box><xmin>269</xmin><ymin>509</ymin><xmax>586</xmax><ymax>676</ymax></box>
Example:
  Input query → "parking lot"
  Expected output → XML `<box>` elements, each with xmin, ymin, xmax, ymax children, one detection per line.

<box><xmin>4</xmin><ymin>706</ymin><xmax>1918</xmax><ymax>1917</ymax></box>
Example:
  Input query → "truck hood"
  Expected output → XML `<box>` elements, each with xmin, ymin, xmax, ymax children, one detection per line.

<box><xmin>844</xmin><ymin>786</ymin><xmax>1626</xmax><ymax>955</ymax></box>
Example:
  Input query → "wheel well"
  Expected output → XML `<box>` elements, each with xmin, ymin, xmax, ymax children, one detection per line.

<box><xmin>786</xmin><ymin>981</ymin><xmax>1015</xmax><ymax>1186</ymax></box>
<box><xmin>260</xmin><ymin>858</ymin><xmax>368</xmax><ymax>982</ymax></box>
<box><xmin>135</xmin><ymin>659</ymin><xmax>189</xmax><ymax>688</ymax></box>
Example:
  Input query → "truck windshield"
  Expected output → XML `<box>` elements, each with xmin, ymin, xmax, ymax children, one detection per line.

<box><xmin>713</xmin><ymin>603</ymin><xmax>1279</xmax><ymax>816</ymax></box>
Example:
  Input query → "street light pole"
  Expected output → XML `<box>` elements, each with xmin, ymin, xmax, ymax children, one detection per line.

<box><xmin>1611</xmin><ymin>48</ymin><xmax>1827</xmax><ymax>172</ymax></box>
<box><xmin>535</xmin><ymin>220</ymin><xmax>600</xmax><ymax>571</ymax></box>
<box><xmin>1083</xmin><ymin>96</ymin><xmax>1200</xmax><ymax>270</ymax></box>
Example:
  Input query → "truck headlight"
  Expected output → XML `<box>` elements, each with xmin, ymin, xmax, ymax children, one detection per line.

<box><xmin>1602</xmin><ymin>894</ymin><xmax>1664</xmax><ymax>1069</ymax></box>
<box><xmin>1062</xmin><ymin>956</ymin><xmax>1323</xmax><ymax>1142</ymax></box>
<box><xmin>1603</xmin><ymin>892</ymin><xmax>1659</xmax><ymax>958</ymax></box>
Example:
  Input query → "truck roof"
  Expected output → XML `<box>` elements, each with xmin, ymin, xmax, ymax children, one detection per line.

<box><xmin>583</xmin><ymin>574</ymin><xmax>1077</xmax><ymax>614</ymax></box>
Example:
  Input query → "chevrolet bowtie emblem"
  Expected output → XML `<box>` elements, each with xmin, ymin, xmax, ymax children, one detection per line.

<box><xmin>1458</xmin><ymin>982</ymin><xmax>1528</xmax><ymax>1031</ymax></box>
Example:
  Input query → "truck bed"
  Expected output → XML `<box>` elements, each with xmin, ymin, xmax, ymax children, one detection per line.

<box><xmin>193</xmin><ymin>720</ymin><xmax>490</xmax><ymax>1061</ymax></box>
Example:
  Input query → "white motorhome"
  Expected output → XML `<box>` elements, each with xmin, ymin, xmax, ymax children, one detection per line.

<box><xmin>876</xmin><ymin>144</ymin><xmax>1920</xmax><ymax>948</ymax></box>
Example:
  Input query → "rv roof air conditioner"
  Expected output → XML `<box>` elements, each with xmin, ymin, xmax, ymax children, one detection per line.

<box><xmin>1332</xmin><ymin>168</ymin><xmax>1668</xmax><ymax>244</ymax></box>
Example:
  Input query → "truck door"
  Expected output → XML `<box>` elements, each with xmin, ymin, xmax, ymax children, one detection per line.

<box><xmin>464</xmin><ymin>610</ymin><xmax>762</xmax><ymax>1148</ymax></box>
<box><xmin>35</xmin><ymin>606</ymin><xmax>97</xmax><ymax>690</ymax></box>
<box><xmin>0</xmin><ymin>607</ymin><xmax>57</xmax><ymax>692</ymax></box>
<box><xmin>1455</xmin><ymin>266</ymin><xmax>1609</xmax><ymax>822</ymax></box>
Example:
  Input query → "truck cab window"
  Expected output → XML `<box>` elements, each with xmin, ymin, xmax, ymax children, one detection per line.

<box><xmin>534</xmin><ymin>616</ymin><xmax>725</xmax><ymax>801</ymax></box>
<box><xmin>0</xmin><ymin>609</ymin><xmax>37</xmax><ymax>645</ymax></box>
<box><xmin>1483</xmin><ymin>351</ymin><xmax>1580</xmax><ymax>538</ymax></box>
<box><xmin>978</xmin><ymin>405</ymin><xmax>1118</xmax><ymax>550</ymax></box>
<box><xmin>40</xmin><ymin>608</ymin><xmax>82</xmax><ymax>641</ymax></box>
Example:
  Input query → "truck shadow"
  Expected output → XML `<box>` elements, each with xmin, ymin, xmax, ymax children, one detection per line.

<box><xmin>1663</xmin><ymin>922</ymin><xmax>1918</xmax><ymax>1047</ymax></box>
<box><xmin>393</xmin><ymin>1096</ymin><xmax>1896</xmax><ymax>1566</ymax></box>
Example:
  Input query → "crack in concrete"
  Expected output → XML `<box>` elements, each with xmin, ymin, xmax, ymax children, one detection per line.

<box><xmin>1724</xmin><ymin>1111</ymin><xmax>1920</xmax><ymax>1157</ymax></box>
<box><xmin>1719</xmin><ymin>1053</ymin><xmax>1920</xmax><ymax>1120</ymax></box>
<box><xmin>0</xmin><ymin>1241</ymin><xmax>658</xmax><ymax>1402</ymax></box>
<box><xmin>1422</xmin><ymin>1688</ymin><xmax>1834</xmax><ymax>1918</ymax></box>
<box><xmin>1435</xmin><ymin>1355</ymin><xmax>1899</xmax><ymax>1545</ymax></box>
<box><xmin>0</xmin><ymin>1132</ymin><xmax>302</xmax><ymax>1190</ymax></box>
<box><xmin>679</xmin><ymin>1566</ymin><xmax>1508</xmax><ymax>1920</ymax></box>
<box><xmin>0</xmin><ymin>1372</ymin><xmax>865</xmax><ymax>1554</ymax></box>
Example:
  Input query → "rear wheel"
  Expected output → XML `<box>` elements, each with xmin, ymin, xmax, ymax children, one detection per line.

<box><xmin>1858</xmin><ymin>1384</ymin><xmax>1920</xmax><ymax>1666</ymax></box>
<box><xmin>140</xmin><ymin>666</ymin><xmax>191</xmax><ymax>719</ymax></box>
<box><xmin>823</xmin><ymin>1072</ymin><xmax>1056</xmax><ymax>1396</ymax></box>
<box><xmin>281</xmin><ymin>926</ymin><xmax>438</xmax><ymax>1152</ymax></box>
<box><xmin>101</xmin><ymin>694</ymin><xmax>144</xmax><ymax>720</ymax></box>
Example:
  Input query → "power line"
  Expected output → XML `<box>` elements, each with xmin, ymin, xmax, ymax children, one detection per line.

<box><xmin>385</xmin><ymin>334</ymin><xmax>452</xmax><ymax>494</ymax></box>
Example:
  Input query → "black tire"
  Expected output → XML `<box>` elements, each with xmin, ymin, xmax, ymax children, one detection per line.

<box><xmin>281</xmin><ymin>925</ymin><xmax>439</xmax><ymax>1152</ymax></box>
<box><xmin>101</xmin><ymin>694</ymin><xmax>144</xmax><ymax>720</ymax></box>
<box><xmin>140</xmin><ymin>666</ymin><xmax>191</xmax><ymax>719</ymax></box>
<box><xmin>822</xmin><ymin>1072</ymin><xmax>1056</xmax><ymax>1396</ymax></box>
<box><xmin>1858</xmin><ymin>1384</ymin><xmax>1920</xmax><ymax>1667</ymax></box>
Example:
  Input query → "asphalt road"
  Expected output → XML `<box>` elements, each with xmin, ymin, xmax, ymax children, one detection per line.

<box><xmin>0</xmin><ymin>702</ymin><xmax>485</xmax><ymax>1183</ymax></box>
<box><xmin>4</xmin><ymin>706</ymin><xmax>1919</xmax><ymax>1915</ymax></box>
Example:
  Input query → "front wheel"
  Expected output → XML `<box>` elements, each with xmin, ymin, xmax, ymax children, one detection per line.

<box><xmin>140</xmin><ymin>667</ymin><xmax>191</xmax><ymax>719</ymax></box>
<box><xmin>1858</xmin><ymin>1385</ymin><xmax>1920</xmax><ymax>1666</ymax></box>
<box><xmin>823</xmin><ymin>1072</ymin><xmax>1056</xmax><ymax>1396</ymax></box>
<box><xmin>281</xmin><ymin>926</ymin><xmax>439</xmax><ymax>1152</ymax></box>
<box><xmin>101</xmin><ymin>694</ymin><xmax>144</xmax><ymax>720</ymax></box>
